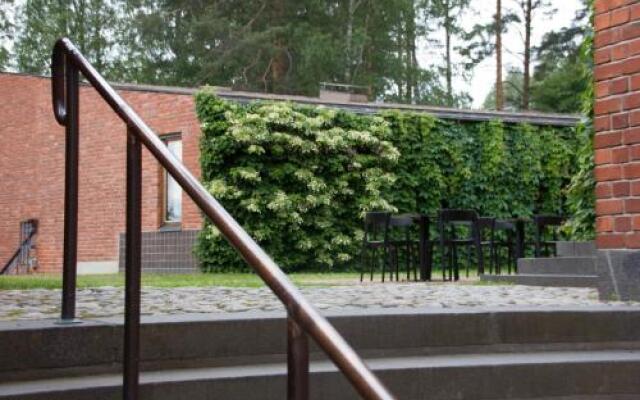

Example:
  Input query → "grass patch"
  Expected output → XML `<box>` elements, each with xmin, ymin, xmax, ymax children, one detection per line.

<box><xmin>0</xmin><ymin>272</ymin><xmax>360</xmax><ymax>290</ymax></box>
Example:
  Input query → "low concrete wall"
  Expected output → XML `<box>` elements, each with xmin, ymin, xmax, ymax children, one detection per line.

<box><xmin>597</xmin><ymin>250</ymin><xmax>640</xmax><ymax>301</ymax></box>
<box><xmin>77</xmin><ymin>261</ymin><xmax>118</xmax><ymax>275</ymax></box>
<box><xmin>118</xmin><ymin>230</ymin><xmax>199</xmax><ymax>274</ymax></box>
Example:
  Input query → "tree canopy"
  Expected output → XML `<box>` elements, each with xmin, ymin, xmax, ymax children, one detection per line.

<box><xmin>2</xmin><ymin>0</ymin><xmax>591</xmax><ymax>112</ymax></box>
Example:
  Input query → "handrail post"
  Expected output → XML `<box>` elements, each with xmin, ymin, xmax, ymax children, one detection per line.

<box><xmin>50</xmin><ymin>38</ymin><xmax>395</xmax><ymax>400</ymax></box>
<box><xmin>123</xmin><ymin>126</ymin><xmax>142</xmax><ymax>400</ymax></box>
<box><xmin>287</xmin><ymin>316</ymin><xmax>309</xmax><ymax>400</ymax></box>
<box><xmin>61</xmin><ymin>60</ymin><xmax>79</xmax><ymax>322</ymax></box>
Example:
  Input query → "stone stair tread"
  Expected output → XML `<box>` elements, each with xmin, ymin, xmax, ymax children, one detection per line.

<box><xmin>517</xmin><ymin>257</ymin><xmax>597</xmax><ymax>276</ymax></box>
<box><xmin>481</xmin><ymin>274</ymin><xmax>599</xmax><ymax>288</ymax></box>
<box><xmin>3</xmin><ymin>350</ymin><xmax>640</xmax><ymax>397</ymax></box>
<box><xmin>505</xmin><ymin>273</ymin><xmax>598</xmax><ymax>278</ymax></box>
<box><xmin>483</xmin><ymin>273</ymin><xmax>599</xmax><ymax>279</ymax></box>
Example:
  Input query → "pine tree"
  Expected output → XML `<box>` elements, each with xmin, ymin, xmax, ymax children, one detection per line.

<box><xmin>426</xmin><ymin>0</ymin><xmax>471</xmax><ymax>106</ymax></box>
<box><xmin>510</xmin><ymin>0</ymin><xmax>555</xmax><ymax>110</ymax></box>
<box><xmin>495</xmin><ymin>0</ymin><xmax>504</xmax><ymax>110</ymax></box>
<box><xmin>0</xmin><ymin>0</ymin><xmax>13</xmax><ymax>70</ymax></box>
<box><xmin>14</xmin><ymin>0</ymin><xmax>127</xmax><ymax>77</ymax></box>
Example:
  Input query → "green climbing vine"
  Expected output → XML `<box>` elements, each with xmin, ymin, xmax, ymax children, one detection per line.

<box><xmin>195</xmin><ymin>90</ymin><xmax>581</xmax><ymax>272</ymax></box>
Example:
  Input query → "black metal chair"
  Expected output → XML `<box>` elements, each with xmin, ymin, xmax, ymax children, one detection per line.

<box><xmin>477</xmin><ymin>217</ymin><xmax>495</xmax><ymax>274</ymax></box>
<box><xmin>492</xmin><ymin>219</ymin><xmax>518</xmax><ymax>274</ymax></box>
<box><xmin>360</xmin><ymin>212</ymin><xmax>392</xmax><ymax>282</ymax></box>
<box><xmin>387</xmin><ymin>215</ymin><xmax>419</xmax><ymax>282</ymax></box>
<box><xmin>438</xmin><ymin>209</ymin><xmax>484</xmax><ymax>281</ymax></box>
<box><xmin>534</xmin><ymin>215</ymin><xmax>564</xmax><ymax>258</ymax></box>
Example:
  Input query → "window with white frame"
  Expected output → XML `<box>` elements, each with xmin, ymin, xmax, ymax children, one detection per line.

<box><xmin>162</xmin><ymin>135</ymin><xmax>182</xmax><ymax>224</ymax></box>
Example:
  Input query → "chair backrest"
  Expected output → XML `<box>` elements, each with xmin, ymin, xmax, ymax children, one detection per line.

<box><xmin>476</xmin><ymin>217</ymin><xmax>495</xmax><ymax>229</ymax></box>
<box><xmin>439</xmin><ymin>209</ymin><xmax>478</xmax><ymax>224</ymax></box>
<box><xmin>388</xmin><ymin>215</ymin><xmax>416</xmax><ymax>241</ymax></box>
<box><xmin>534</xmin><ymin>214</ymin><xmax>564</xmax><ymax>239</ymax></box>
<box><xmin>438</xmin><ymin>209</ymin><xmax>479</xmax><ymax>241</ymax></box>
<box><xmin>494</xmin><ymin>219</ymin><xmax>516</xmax><ymax>231</ymax></box>
<box><xmin>534</xmin><ymin>214</ymin><xmax>564</xmax><ymax>228</ymax></box>
<box><xmin>476</xmin><ymin>217</ymin><xmax>495</xmax><ymax>241</ymax></box>
<box><xmin>389</xmin><ymin>215</ymin><xmax>414</xmax><ymax>227</ymax></box>
<box><xmin>364</xmin><ymin>212</ymin><xmax>391</xmax><ymax>242</ymax></box>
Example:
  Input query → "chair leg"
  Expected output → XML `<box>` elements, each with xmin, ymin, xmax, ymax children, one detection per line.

<box><xmin>381</xmin><ymin>248</ymin><xmax>386</xmax><ymax>283</ymax></box>
<box><xmin>452</xmin><ymin>244</ymin><xmax>459</xmax><ymax>281</ymax></box>
<box><xmin>413</xmin><ymin>244</ymin><xmax>419</xmax><ymax>282</ymax></box>
<box><xmin>406</xmin><ymin>244</ymin><xmax>411</xmax><ymax>281</ymax></box>
<box><xmin>493</xmin><ymin>244</ymin><xmax>498</xmax><ymax>275</ymax></box>
<box><xmin>446</xmin><ymin>245</ymin><xmax>452</xmax><ymax>281</ymax></box>
<box><xmin>512</xmin><ymin>243</ymin><xmax>518</xmax><ymax>273</ymax></box>
<box><xmin>369</xmin><ymin>248</ymin><xmax>376</xmax><ymax>282</ymax></box>
<box><xmin>395</xmin><ymin>247</ymin><xmax>400</xmax><ymax>282</ymax></box>
<box><xmin>466</xmin><ymin>245</ymin><xmax>471</xmax><ymax>278</ymax></box>
<box><xmin>360</xmin><ymin>247</ymin><xmax>366</xmax><ymax>282</ymax></box>
<box><xmin>507</xmin><ymin>244</ymin><xmax>512</xmax><ymax>274</ymax></box>
<box><xmin>396</xmin><ymin>247</ymin><xmax>400</xmax><ymax>281</ymax></box>
<box><xmin>441</xmin><ymin>244</ymin><xmax>446</xmax><ymax>281</ymax></box>
<box><xmin>489</xmin><ymin>244</ymin><xmax>495</xmax><ymax>274</ymax></box>
<box><xmin>491</xmin><ymin>244</ymin><xmax>496</xmax><ymax>275</ymax></box>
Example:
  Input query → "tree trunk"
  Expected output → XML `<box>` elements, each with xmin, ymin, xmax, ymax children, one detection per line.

<box><xmin>345</xmin><ymin>0</ymin><xmax>357</xmax><ymax>83</ymax></box>
<box><xmin>495</xmin><ymin>0</ymin><xmax>504</xmax><ymax>110</ymax></box>
<box><xmin>445</xmin><ymin>1</ymin><xmax>453</xmax><ymax>106</ymax></box>
<box><xmin>270</xmin><ymin>0</ymin><xmax>288</xmax><ymax>92</ymax></box>
<box><xmin>522</xmin><ymin>0</ymin><xmax>532</xmax><ymax>110</ymax></box>
<box><xmin>397</xmin><ymin>26</ymin><xmax>404</xmax><ymax>100</ymax></box>
<box><xmin>405</xmin><ymin>1</ymin><xmax>417</xmax><ymax>103</ymax></box>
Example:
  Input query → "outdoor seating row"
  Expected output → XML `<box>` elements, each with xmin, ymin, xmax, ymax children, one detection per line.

<box><xmin>360</xmin><ymin>210</ymin><xmax>563</xmax><ymax>282</ymax></box>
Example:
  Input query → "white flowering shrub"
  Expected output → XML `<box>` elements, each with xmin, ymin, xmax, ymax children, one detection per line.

<box><xmin>195</xmin><ymin>89</ymin><xmax>398</xmax><ymax>272</ymax></box>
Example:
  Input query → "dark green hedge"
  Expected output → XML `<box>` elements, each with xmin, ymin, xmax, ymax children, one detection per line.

<box><xmin>195</xmin><ymin>89</ymin><xmax>583</xmax><ymax>272</ymax></box>
<box><xmin>382</xmin><ymin>111</ymin><xmax>578</xmax><ymax>218</ymax></box>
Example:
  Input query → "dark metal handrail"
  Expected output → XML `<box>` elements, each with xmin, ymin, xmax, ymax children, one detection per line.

<box><xmin>50</xmin><ymin>38</ymin><xmax>394</xmax><ymax>400</ymax></box>
<box><xmin>1</xmin><ymin>229</ymin><xmax>37</xmax><ymax>275</ymax></box>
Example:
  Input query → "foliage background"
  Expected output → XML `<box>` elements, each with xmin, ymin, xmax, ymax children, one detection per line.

<box><xmin>196</xmin><ymin>91</ymin><xmax>581</xmax><ymax>272</ymax></box>
<box><xmin>195</xmin><ymin>90</ymin><xmax>398</xmax><ymax>272</ymax></box>
<box><xmin>561</xmin><ymin>0</ymin><xmax>595</xmax><ymax>240</ymax></box>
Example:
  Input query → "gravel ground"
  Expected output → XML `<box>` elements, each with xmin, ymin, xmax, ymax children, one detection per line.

<box><xmin>1</xmin><ymin>282</ymin><xmax>638</xmax><ymax>321</ymax></box>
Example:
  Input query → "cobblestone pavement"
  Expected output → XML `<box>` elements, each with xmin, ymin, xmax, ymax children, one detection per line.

<box><xmin>1</xmin><ymin>282</ymin><xmax>638</xmax><ymax>321</ymax></box>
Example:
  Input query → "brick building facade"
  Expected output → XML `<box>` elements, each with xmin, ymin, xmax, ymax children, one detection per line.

<box><xmin>0</xmin><ymin>72</ymin><xmax>580</xmax><ymax>275</ymax></box>
<box><xmin>0</xmin><ymin>73</ymin><xmax>203</xmax><ymax>274</ymax></box>
<box><xmin>594</xmin><ymin>0</ymin><xmax>640</xmax><ymax>300</ymax></box>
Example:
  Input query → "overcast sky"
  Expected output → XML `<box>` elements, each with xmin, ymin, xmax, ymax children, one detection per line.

<box><xmin>418</xmin><ymin>0</ymin><xmax>583</xmax><ymax>108</ymax></box>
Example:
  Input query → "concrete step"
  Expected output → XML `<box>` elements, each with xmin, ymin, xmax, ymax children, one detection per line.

<box><xmin>2</xmin><ymin>350</ymin><xmax>640</xmax><ymax>400</ymax></box>
<box><xmin>481</xmin><ymin>273</ymin><xmax>600</xmax><ymax>287</ymax></box>
<box><xmin>556</xmin><ymin>241</ymin><xmax>597</xmax><ymax>258</ymax></box>
<box><xmin>3</xmin><ymin>308</ymin><xmax>640</xmax><ymax>382</ymax></box>
<box><xmin>517</xmin><ymin>257</ymin><xmax>597</xmax><ymax>275</ymax></box>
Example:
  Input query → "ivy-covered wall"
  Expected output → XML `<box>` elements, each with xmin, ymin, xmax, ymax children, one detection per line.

<box><xmin>381</xmin><ymin>111</ymin><xmax>578</xmax><ymax>218</ymax></box>
<box><xmin>195</xmin><ymin>89</ymin><xmax>583</xmax><ymax>272</ymax></box>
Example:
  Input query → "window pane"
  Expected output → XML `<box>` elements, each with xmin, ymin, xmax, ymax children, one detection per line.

<box><xmin>165</xmin><ymin>140</ymin><xmax>182</xmax><ymax>222</ymax></box>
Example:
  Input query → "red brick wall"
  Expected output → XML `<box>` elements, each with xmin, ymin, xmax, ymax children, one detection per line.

<box><xmin>594</xmin><ymin>0</ymin><xmax>640</xmax><ymax>249</ymax></box>
<box><xmin>0</xmin><ymin>73</ymin><xmax>203</xmax><ymax>273</ymax></box>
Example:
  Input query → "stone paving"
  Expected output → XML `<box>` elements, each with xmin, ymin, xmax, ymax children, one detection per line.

<box><xmin>1</xmin><ymin>282</ymin><xmax>638</xmax><ymax>321</ymax></box>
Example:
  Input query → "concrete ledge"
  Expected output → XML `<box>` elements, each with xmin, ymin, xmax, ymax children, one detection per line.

<box><xmin>481</xmin><ymin>273</ymin><xmax>599</xmax><ymax>287</ymax></box>
<box><xmin>77</xmin><ymin>261</ymin><xmax>118</xmax><ymax>275</ymax></box>
<box><xmin>2</xmin><ymin>307</ymin><xmax>640</xmax><ymax>382</ymax></box>
<box><xmin>597</xmin><ymin>250</ymin><xmax>640</xmax><ymax>301</ymax></box>
<box><xmin>517</xmin><ymin>257</ymin><xmax>596</xmax><ymax>275</ymax></box>
<box><xmin>2</xmin><ymin>351</ymin><xmax>640</xmax><ymax>400</ymax></box>
<box><xmin>556</xmin><ymin>241</ymin><xmax>597</xmax><ymax>258</ymax></box>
